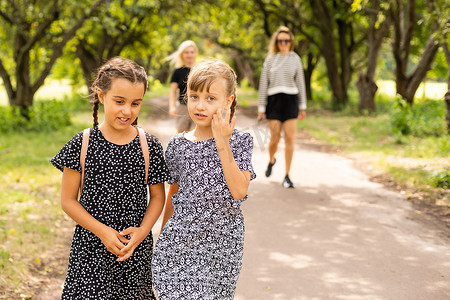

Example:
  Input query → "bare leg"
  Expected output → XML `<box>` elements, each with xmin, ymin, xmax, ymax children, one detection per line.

<box><xmin>283</xmin><ymin>119</ymin><xmax>297</xmax><ymax>175</ymax></box>
<box><xmin>268</xmin><ymin>120</ymin><xmax>282</xmax><ymax>163</ymax></box>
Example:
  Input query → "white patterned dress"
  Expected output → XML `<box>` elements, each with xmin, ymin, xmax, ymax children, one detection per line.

<box><xmin>51</xmin><ymin>126</ymin><xmax>170</xmax><ymax>299</ymax></box>
<box><xmin>152</xmin><ymin>129</ymin><xmax>256</xmax><ymax>299</ymax></box>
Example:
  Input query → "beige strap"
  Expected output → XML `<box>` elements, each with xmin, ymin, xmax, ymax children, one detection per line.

<box><xmin>80</xmin><ymin>128</ymin><xmax>90</xmax><ymax>196</ymax></box>
<box><xmin>137</xmin><ymin>126</ymin><xmax>149</xmax><ymax>185</ymax></box>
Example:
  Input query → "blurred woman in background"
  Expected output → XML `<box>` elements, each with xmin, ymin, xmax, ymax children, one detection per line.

<box><xmin>258</xmin><ymin>26</ymin><xmax>307</xmax><ymax>189</ymax></box>
<box><xmin>165</xmin><ymin>40</ymin><xmax>198</xmax><ymax>133</ymax></box>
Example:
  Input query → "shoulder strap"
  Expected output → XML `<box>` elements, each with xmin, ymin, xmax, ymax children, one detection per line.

<box><xmin>137</xmin><ymin>126</ymin><xmax>149</xmax><ymax>185</ymax></box>
<box><xmin>80</xmin><ymin>128</ymin><xmax>90</xmax><ymax>195</ymax></box>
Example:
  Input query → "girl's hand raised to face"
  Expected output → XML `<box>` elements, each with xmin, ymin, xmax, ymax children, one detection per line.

<box><xmin>212</xmin><ymin>108</ymin><xmax>236</xmax><ymax>143</ymax></box>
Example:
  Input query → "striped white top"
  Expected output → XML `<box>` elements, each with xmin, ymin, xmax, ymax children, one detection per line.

<box><xmin>258</xmin><ymin>51</ymin><xmax>307</xmax><ymax>113</ymax></box>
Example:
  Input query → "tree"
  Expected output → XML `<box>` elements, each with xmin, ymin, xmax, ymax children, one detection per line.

<box><xmin>180</xmin><ymin>0</ymin><xmax>268</xmax><ymax>89</ymax></box>
<box><xmin>354</xmin><ymin>0</ymin><xmax>392</xmax><ymax>112</ymax></box>
<box><xmin>73</xmin><ymin>0</ymin><xmax>176</xmax><ymax>91</ymax></box>
<box><xmin>306</xmin><ymin>0</ymin><xmax>366</xmax><ymax>108</ymax></box>
<box><xmin>390</xmin><ymin>0</ymin><xmax>440</xmax><ymax>105</ymax></box>
<box><xmin>0</xmin><ymin>0</ymin><xmax>107</xmax><ymax>113</ymax></box>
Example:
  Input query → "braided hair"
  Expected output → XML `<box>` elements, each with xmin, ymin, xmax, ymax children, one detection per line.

<box><xmin>186</xmin><ymin>59</ymin><xmax>238</xmax><ymax>120</ymax></box>
<box><xmin>89</xmin><ymin>57</ymin><xmax>148</xmax><ymax>126</ymax></box>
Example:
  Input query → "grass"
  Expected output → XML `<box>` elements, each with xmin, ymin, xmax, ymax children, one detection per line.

<box><xmin>298</xmin><ymin>98</ymin><xmax>449</xmax><ymax>203</ymax></box>
<box><xmin>0</xmin><ymin>125</ymin><xmax>86</xmax><ymax>296</ymax></box>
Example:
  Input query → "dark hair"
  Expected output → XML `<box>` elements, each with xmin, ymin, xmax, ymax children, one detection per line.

<box><xmin>186</xmin><ymin>59</ymin><xmax>237</xmax><ymax>120</ymax></box>
<box><xmin>89</xmin><ymin>57</ymin><xmax>148</xmax><ymax>126</ymax></box>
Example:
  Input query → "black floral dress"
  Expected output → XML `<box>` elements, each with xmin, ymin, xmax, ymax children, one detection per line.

<box><xmin>152</xmin><ymin>129</ymin><xmax>256</xmax><ymax>300</ymax></box>
<box><xmin>50</xmin><ymin>126</ymin><xmax>170</xmax><ymax>300</ymax></box>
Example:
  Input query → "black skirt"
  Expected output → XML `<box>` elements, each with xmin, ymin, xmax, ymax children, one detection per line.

<box><xmin>266</xmin><ymin>93</ymin><xmax>299</xmax><ymax>122</ymax></box>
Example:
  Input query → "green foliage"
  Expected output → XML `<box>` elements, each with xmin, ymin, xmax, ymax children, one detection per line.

<box><xmin>0</xmin><ymin>0</ymin><xmax>106</xmax><ymax>107</ymax></box>
<box><xmin>0</xmin><ymin>100</ymin><xmax>71</xmax><ymax>133</ymax></box>
<box><xmin>432</xmin><ymin>169</ymin><xmax>450</xmax><ymax>189</ymax></box>
<box><xmin>389</xmin><ymin>96</ymin><xmax>446</xmax><ymax>140</ymax></box>
<box><xmin>390</xmin><ymin>97</ymin><xmax>412</xmax><ymax>137</ymax></box>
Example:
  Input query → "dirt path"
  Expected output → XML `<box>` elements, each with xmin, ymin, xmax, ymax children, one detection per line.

<box><xmin>35</xmin><ymin>97</ymin><xmax>450</xmax><ymax>299</ymax></box>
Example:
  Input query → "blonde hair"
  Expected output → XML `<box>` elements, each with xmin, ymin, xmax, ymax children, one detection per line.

<box><xmin>165</xmin><ymin>40</ymin><xmax>198</xmax><ymax>68</ymax></box>
<box><xmin>186</xmin><ymin>59</ymin><xmax>237</xmax><ymax>120</ymax></box>
<box><xmin>268</xmin><ymin>26</ymin><xmax>295</xmax><ymax>54</ymax></box>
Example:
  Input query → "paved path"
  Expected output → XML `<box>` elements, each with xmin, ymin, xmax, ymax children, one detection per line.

<box><xmin>37</xmin><ymin>98</ymin><xmax>450</xmax><ymax>299</ymax></box>
<box><xmin>145</xmin><ymin>98</ymin><xmax>450</xmax><ymax>299</ymax></box>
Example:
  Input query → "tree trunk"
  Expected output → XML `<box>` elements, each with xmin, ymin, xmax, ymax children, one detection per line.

<box><xmin>391</xmin><ymin>0</ymin><xmax>439</xmax><ymax>105</ymax></box>
<box><xmin>309</xmin><ymin>0</ymin><xmax>349</xmax><ymax>108</ymax></box>
<box><xmin>231</xmin><ymin>52</ymin><xmax>257</xmax><ymax>88</ymax></box>
<box><xmin>356</xmin><ymin>72</ymin><xmax>377</xmax><ymax>112</ymax></box>
<box><xmin>11</xmin><ymin>30</ymin><xmax>36</xmax><ymax>116</ymax></box>
<box><xmin>404</xmin><ymin>38</ymin><xmax>439</xmax><ymax>103</ymax></box>
<box><xmin>155</xmin><ymin>63</ymin><xmax>171</xmax><ymax>84</ymax></box>
<box><xmin>76</xmin><ymin>40</ymin><xmax>99</xmax><ymax>91</ymax></box>
<box><xmin>442</xmin><ymin>39</ymin><xmax>450</xmax><ymax>132</ymax></box>
<box><xmin>304</xmin><ymin>52</ymin><xmax>318</xmax><ymax>101</ymax></box>
<box><xmin>337</xmin><ymin>18</ymin><xmax>352</xmax><ymax>98</ymax></box>
<box><xmin>445</xmin><ymin>92</ymin><xmax>450</xmax><ymax>133</ymax></box>
<box><xmin>357</xmin><ymin>0</ymin><xmax>391</xmax><ymax>112</ymax></box>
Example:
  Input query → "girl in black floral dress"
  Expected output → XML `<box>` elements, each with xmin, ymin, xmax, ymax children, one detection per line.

<box><xmin>51</xmin><ymin>57</ymin><xmax>170</xmax><ymax>299</ymax></box>
<box><xmin>152</xmin><ymin>59</ymin><xmax>256</xmax><ymax>299</ymax></box>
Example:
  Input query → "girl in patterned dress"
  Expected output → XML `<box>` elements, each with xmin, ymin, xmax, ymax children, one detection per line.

<box><xmin>51</xmin><ymin>57</ymin><xmax>170</xmax><ymax>299</ymax></box>
<box><xmin>152</xmin><ymin>59</ymin><xmax>256</xmax><ymax>299</ymax></box>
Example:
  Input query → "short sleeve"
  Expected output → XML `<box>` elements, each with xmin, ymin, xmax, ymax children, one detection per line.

<box><xmin>50</xmin><ymin>131</ymin><xmax>84</xmax><ymax>173</ymax></box>
<box><xmin>231</xmin><ymin>130</ymin><xmax>256</xmax><ymax>181</ymax></box>
<box><xmin>146</xmin><ymin>134</ymin><xmax>171</xmax><ymax>185</ymax></box>
<box><xmin>164</xmin><ymin>136</ymin><xmax>179</xmax><ymax>185</ymax></box>
<box><xmin>170</xmin><ymin>69</ymin><xmax>179</xmax><ymax>84</ymax></box>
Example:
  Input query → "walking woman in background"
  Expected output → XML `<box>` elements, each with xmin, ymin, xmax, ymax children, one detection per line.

<box><xmin>165</xmin><ymin>40</ymin><xmax>198</xmax><ymax>133</ymax></box>
<box><xmin>258</xmin><ymin>26</ymin><xmax>307</xmax><ymax>189</ymax></box>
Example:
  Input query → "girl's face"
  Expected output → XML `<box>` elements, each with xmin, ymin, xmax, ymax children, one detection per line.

<box><xmin>182</xmin><ymin>46</ymin><xmax>197</xmax><ymax>66</ymax></box>
<box><xmin>98</xmin><ymin>78</ymin><xmax>145</xmax><ymax>132</ymax></box>
<box><xmin>276</xmin><ymin>32</ymin><xmax>291</xmax><ymax>54</ymax></box>
<box><xmin>187</xmin><ymin>77</ymin><xmax>233</xmax><ymax>128</ymax></box>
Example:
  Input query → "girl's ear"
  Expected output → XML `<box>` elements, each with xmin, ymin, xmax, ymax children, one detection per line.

<box><xmin>97</xmin><ymin>88</ymin><xmax>104</xmax><ymax>104</ymax></box>
<box><xmin>225</xmin><ymin>95</ymin><xmax>234</xmax><ymax>110</ymax></box>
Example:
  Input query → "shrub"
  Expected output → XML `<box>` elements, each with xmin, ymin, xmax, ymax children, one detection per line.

<box><xmin>431</xmin><ymin>169</ymin><xmax>450</xmax><ymax>189</ymax></box>
<box><xmin>0</xmin><ymin>100</ymin><xmax>71</xmax><ymax>133</ymax></box>
<box><xmin>389</xmin><ymin>97</ymin><xmax>446</xmax><ymax>138</ymax></box>
<box><xmin>390</xmin><ymin>97</ymin><xmax>412</xmax><ymax>137</ymax></box>
<box><xmin>0</xmin><ymin>106</ymin><xmax>27</xmax><ymax>132</ymax></box>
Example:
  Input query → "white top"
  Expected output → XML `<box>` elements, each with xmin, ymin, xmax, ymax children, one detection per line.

<box><xmin>258</xmin><ymin>51</ymin><xmax>307</xmax><ymax>113</ymax></box>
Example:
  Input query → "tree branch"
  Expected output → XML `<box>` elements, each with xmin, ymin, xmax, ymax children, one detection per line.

<box><xmin>400</xmin><ymin>0</ymin><xmax>415</xmax><ymax>62</ymax></box>
<box><xmin>442</xmin><ymin>38</ymin><xmax>450</xmax><ymax>90</ymax></box>
<box><xmin>253</xmin><ymin>0</ymin><xmax>272</xmax><ymax>37</ymax></box>
<box><xmin>32</xmin><ymin>0</ymin><xmax>108</xmax><ymax>93</ymax></box>
<box><xmin>17</xmin><ymin>0</ymin><xmax>59</xmax><ymax>63</ymax></box>
<box><xmin>406</xmin><ymin>36</ymin><xmax>440</xmax><ymax>98</ymax></box>
<box><xmin>0</xmin><ymin>58</ymin><xmax>14</xmax><ymax>103</ymax></box>
<box><xmin>0</xmin><ymin>9</ymin><xmax>15</xmax><ymax>25</ymax></box>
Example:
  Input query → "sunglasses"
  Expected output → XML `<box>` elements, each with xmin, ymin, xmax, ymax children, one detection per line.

<box><xmin>277</xmin><ymin>39</ymin><xmax>291</xmax><ymax>44</ymax></box>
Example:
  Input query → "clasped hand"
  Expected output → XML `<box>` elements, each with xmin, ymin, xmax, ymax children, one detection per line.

<box><xmin>99</xmin><ymin>225</ymin><xmax>148</xmax><ymax>262</ymax></box>
<box><xmin>212</xmin><ymin>108</ymin><xmax>236</xmax><ymax>144</ymax></box>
